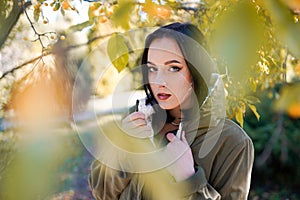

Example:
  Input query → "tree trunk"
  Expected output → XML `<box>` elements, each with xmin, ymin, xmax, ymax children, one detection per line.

<box><xmin>0</xmin><ymin>0</ymin><xmax>31</xmax><ymax>49</ymax></box>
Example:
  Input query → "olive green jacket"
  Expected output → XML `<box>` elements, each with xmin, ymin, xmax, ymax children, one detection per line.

<box><xmin>89</xmin><ymin>117</ymin><xmax>254</xmax><ymax>200</ymax></box>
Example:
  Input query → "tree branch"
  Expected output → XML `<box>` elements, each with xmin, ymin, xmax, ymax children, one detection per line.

<box><xmin>0</xmin><ymin>0</ymin><xmax>31</xmax><ymax>49</ymax></box>
<box><xmin>0</xmin><ymin>32</ymin><xmax>114</xmax><ymax>80</ymax></box>
<box><xmin>0</xmin><ymin>51</ymin><xmax>52</xmax><ymax>80</ymax></box>
<box><xmin>21</xmin><ymin>0</ymin><xmax>47</xmax><ymax>50</ymax></box>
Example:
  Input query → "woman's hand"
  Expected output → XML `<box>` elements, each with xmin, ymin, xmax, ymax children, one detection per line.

<box><xmin>121</xmin><ymin>112</ymin><xmax>152</xmax><ymax>139</ymax></box>
<box><xmin>165</xmin><ymin>131</ymin><xmax>195</xmax><ymax>182</ymax></box>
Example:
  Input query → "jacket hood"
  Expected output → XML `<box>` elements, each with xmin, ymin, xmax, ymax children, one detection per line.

<box><xmin>184</xmin><ymin>72</ymin><xmax>226</xmax><ymax>146</ymax></box>
<box><xmin>181</xmin><ymin>40</ymin><xmax>227</xmax><ymax>147</ymax></box>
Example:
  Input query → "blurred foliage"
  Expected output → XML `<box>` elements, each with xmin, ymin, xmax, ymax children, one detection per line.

<box><xmin>0</xmin><ymin>127</ymin><xmax>85</xmax><ymax>200</ymax></box>
<box><xmin>0</xmin><ymin>130</ymin><xmax>17</xmax><ymax>178</ymax></box>
<box><xmin>244</xmin><ymin>84</ymin><xmax>300</xmax><ymax>191</ymax></box>
<box><xmin>274</xmin><ymin>82</ymin><xmax>300</xmax><ymax>118</ymax></box>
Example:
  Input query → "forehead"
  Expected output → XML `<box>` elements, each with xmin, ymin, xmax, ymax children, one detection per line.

<box><xmin>148</xmin><ymin>37</ymin><xmax>184</xmax><ymax>61</ymax></box>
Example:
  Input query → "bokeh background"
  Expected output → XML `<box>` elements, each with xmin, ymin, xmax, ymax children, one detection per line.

<box><xmin>0</xmin><ymin>0</ymin><xmax>300</xmax><ymax>199</ymax></box>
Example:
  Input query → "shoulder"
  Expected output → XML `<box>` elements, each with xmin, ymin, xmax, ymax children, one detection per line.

<box><xmin>192</xmin><ymin>118</ymin><xmax>253</xmax><ymax>155</ymax></box>
<box><xmin>191</xmin><ymin>119</ymin><xmax>254</xmax><ymax>179</ymax></box>
<box><xmin>220</xmin><ymin>119</ymin><xmax>253</xmax><ymax>147</ymax></box>
<box><xmin>222</xmin><ymin>119</ymin><xmax>251</xmax><ymax>142</ymax></box>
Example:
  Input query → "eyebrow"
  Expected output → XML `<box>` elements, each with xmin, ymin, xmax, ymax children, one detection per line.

<box><xmin>147</xmin><ymin>60</ymin><xmax>181</xmax><ymax>66</ymax></box>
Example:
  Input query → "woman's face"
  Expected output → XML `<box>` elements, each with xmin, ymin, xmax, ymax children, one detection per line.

<box><xmin>147</xmin><ymin>37</ymin><xmax>193</xmax><ymax>110</ymax></box>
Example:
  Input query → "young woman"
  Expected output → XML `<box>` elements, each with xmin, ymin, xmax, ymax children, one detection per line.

<box><xmin>89</xmin><ymin>22</ymin><xmax>254</xmax><ymax>200</ymax></box>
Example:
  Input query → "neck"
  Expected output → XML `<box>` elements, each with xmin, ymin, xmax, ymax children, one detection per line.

<box><xmin>169</xmin><ymin>106</ymin><xmax>182</xmax><ymax>122</ymax></box>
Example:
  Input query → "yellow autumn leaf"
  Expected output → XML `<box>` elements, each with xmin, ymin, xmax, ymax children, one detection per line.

<box><xmin>247</xmin><ymin>103</ymin><xmax>260</xmax><ymax>120</ymax></box>
<box><xmin>235</xmin><ymin>108</ymin><xmax>244</xmax><ymax>128</ymax></box>
<box><xmin>239</xmin><ymin>102</ymin><xmax>246</xmax><ymax>113</ymax></box>
<box><xmin>142</xmin><ymin>0</ymin><xmax>171</xmax><ymax>19</ymax></box>
<box><xmin>165</xmin><ymin>0</ymin><xmax>176</xmax><ymax>3</ymax></box>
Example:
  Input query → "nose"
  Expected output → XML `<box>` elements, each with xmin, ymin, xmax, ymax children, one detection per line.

<box><xmin>153</xmin><ymin>71</ymin><xmax>166</xmax><ymax>87</ymax></box>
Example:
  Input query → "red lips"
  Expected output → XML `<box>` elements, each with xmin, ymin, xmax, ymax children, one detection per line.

<box><xmin>157</xmin><ymin>93</ymin><xmax>171</xmax><ymax>100</ymax></box>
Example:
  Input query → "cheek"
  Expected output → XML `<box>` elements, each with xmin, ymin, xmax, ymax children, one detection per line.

<box><xmin>149</xmin><ymin>84</ymin><xmax>156</xmax><ymax>93</ymax></box>
<box><xmin>172</xmin><ymin>72</ymin><xmax>192</xmax><ymax>89</ymax></box>
<box><xmin>169</xmin><ymin>76</ymin><xmax>192</xmax><ymax>97</ymax></box>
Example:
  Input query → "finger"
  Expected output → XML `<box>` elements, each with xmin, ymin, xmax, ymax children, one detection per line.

<box><xmin>128</xmin><ymin>126</ymin><xmax>152</xmax><ymax>138</ymax></box>
<box><xmin>132</xmin><ymin>119</ymin><xmax>147</xmax><ymax>127</ymax></box>
<box><xmin>122</xmin><ymin>112</ymin><xmax>146</xmax><ymax>128</ymax></box>
<box><xmin>122</xmin><ymin>121</ymin><xmax>147</xmax><ymax>133</ymax></box>
<box><xmin>125</xmin><ymin>118</ymin><xmax>147</xmax><ymax>129</ymax></box>
<box><xmin>181</xmin><ymin>131</ymin><xmax>188</xmax><ymax>144</ymax></box>
<box><xmin>166</xmin><ymin>133</ymin><xmax>178</xmax><ymax>143</ymax></box>
<box><xmin>129</xmin><ymin>112</ymin><xmax>146</xmax><ymax>121</ymax></box>
<box><xmin>122</xmin><ymin>112</ymin><xmax>145</xmax><ymax>124</ymax></box>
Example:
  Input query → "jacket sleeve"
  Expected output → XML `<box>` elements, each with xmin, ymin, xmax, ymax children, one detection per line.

<box><xmin>169</xmin><ymin>137</ymin><xmax>254</xmax><ymax>200</ymax></box>
<box><xmin>89</xmin><ymin>160</ymin><xmax>133</xmax><ymax>200</ymax></box>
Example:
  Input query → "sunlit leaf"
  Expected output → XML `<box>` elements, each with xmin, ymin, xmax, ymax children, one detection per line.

<box><xmin>88</xmin><ymin>2</ymin><xmax>101</xmax><ymax>20</ymax></box>
<box><xmin>62</xmin><ymin>0</ymin><xmax>70</xmax><ymax>10</ymax></box>
<box><xmin>239</xmin><ymin>102</ymin><xmax>246</xmax><ymax>113</ymax></box>
<box><xmin>247</xmin><ymin>103</ymin><xmax>260</xmax><ymax>120</ymax></box>
<box><xmin>107</xmin><ymin>33</ymin><xmax>129</xmax><ymax>73</ymax></box>
<box><xmin>142</xmin><ymin>0</ymin><xmax>171</xmax><ymax>19</ymax></box>
<box><xmin>245</xmin><ymin>95</ymin><xmax>261</xmax><ymax>104</ymax></box>
<box><xmin>165</xmin><ymin>0</ymin><xmax>176</xmax><ymax>3</ymax></box>
<box><xmin>235</xmin><ymin>108</ymin><xmax>244</xmax><ymax>127</ymax></box>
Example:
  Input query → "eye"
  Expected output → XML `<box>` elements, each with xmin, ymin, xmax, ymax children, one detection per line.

<box><xmin>169</xmin><ymin>66</ymin><xmax>181</xmax><ymax>72</ymax></box>
<box><xmin>148</xmin><ymin>66</ymin><xmax>157</xmax><ymax>73</ymax></box>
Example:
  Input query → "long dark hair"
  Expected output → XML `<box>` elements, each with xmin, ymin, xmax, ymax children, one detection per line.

<box><xmin>141</xmin><ymin>22</ymin><xmax>214</xmax><ymax>127</ymax></box>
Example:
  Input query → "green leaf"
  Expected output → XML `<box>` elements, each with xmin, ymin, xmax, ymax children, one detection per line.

<box><xmin>247</xmin><ymin>103</ymin><xmax>260</xmax><ymax>120</ymax></box>
<box><xmin>107</xmin><ymin>33</ymin><xmax>129</xmax><ymax>73</ymax></box>
<box><xmin>111</xmin><ymin>1</ymin><xmax>134</xmax><ymax>30</ymax></box>
<box><xmin>245</xmin><ymin>96</ymin><xmax>261</xmax><ymax>104</ymax></box>
<box><xmin>53</xmin><ymin>3</ymin><xmax>60</xmax><ymax>11</ymax></box>
<box><xmin>68</xmin><ymin>21</ymin><xmax>94</xmax><ymax>33</ymax></box>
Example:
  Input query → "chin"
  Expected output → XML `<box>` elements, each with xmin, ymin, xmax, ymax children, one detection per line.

<box><xmin>158</xmin><ymin>102</ymin><xmax>178</xmax><ymax>110</ymax></box>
